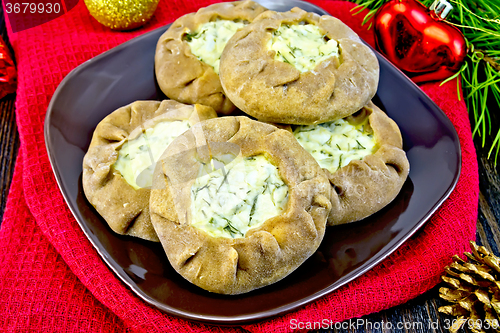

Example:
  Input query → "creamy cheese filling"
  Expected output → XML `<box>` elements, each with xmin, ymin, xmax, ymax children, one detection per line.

<box><xmin>293</xmin><ymin>119</ymin><xmax>376</xmax><ymax>174</ymax></box>
<box><xmin>185</xmin><ymin>19</ymin><xmax>246</xmax><ymax>74</ymax></box>
<box><xmin>267</xmin><ymin>23</ymin><xmax>339</xmax><ymax>72</ymax></box>
<box><xmin>114</xmin><ymin>120</ymin><xmax>191</xmax><ymax>189</ymax></box>
<box><xmin>190</xmin><ymin>154</ymin><xmax>288</xmax><ymax>238</ymax></box>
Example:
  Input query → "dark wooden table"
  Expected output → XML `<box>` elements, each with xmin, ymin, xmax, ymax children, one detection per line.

<box><xmin>0</xmin><ymin>9</ymin><xmax>19</xmax><ymax>222</ymax></box>
<box><xmin>0</xmin><ymin>9</ymin><xmax>498</xmax><ymax>333</ymax></box>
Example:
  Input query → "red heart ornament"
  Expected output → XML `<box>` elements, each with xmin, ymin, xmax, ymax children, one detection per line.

<box><xmin>374</xmin><ymin>0</ymin><xmax>467</xmax><ymax>83</ymax></box>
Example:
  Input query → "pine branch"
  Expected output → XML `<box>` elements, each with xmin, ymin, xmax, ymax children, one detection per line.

<box><xmin>477</xmin><ymin>50</ymin><xmax>500</xmax><ymax>72</ymax></box>
<box><xmin>353</xmin><ymin>0</ymin><xmax>500</xmax><ymax>164</ymax></box>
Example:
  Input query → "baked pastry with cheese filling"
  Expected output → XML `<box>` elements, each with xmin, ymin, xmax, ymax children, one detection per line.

<box><xmin>293</xmin><ymin>102</ymin><xmax>409</xmax><ymax>226</ymax></box>
<box><xmin>82</xmin><ymin>100</ymin><xmax>217</xmax><ymax>242</ymax></box>
<box><xmin>155</xmin><ymin>0</ymin><xmax>267</xmax><ymax>115</ymax></box>
<box><xmin>150</xmin><ymin>117</ymin><xmax>331</xmax><ymax>294</ymax></box>
<box><xmin>218</xmin><ymin>7</ymin><xmax>379</xmax><ymax>125</ymax></box>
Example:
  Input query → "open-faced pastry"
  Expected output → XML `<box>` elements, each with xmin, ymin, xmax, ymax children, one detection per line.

<box><xmin>219</xmin><ymin>7</ymin><xmax>379</xmax><ymax>124</ymax></box>
<box><xmin>149</xmin><ymin>117</ymin><xmax>331</xmax><ymax>294</ymax></box>
<box><xmin>155</xmin><ymin>0</ymin><xmax>267</xmax><ymax>115</ymax></box>
<box><xmin>82</xmin><ymin>100</ymin><xmax>217</xmax><ymax>242</ymax></box>
<box><xmin>292</xmin><ymin>102</ymin><xmax>409</xmax><ymax>225</ymax></box>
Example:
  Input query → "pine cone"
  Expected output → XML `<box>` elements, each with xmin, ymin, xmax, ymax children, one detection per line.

<box><xmin>439</xmin><ymin>241</ymin><xmax>500</xmax><ymax>333</ymax></box>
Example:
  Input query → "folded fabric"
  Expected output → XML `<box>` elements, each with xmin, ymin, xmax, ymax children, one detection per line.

<box><xmin>0</xmin><ymin>0</ymin><xmax>478</xmax><ymax>332</ymax></box>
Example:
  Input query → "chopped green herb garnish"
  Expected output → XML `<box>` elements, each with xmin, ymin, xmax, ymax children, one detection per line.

<box><xmin>184</xmin><ymin>32</ymin><xmax>198</xmax><ymax>42</ymax></box>
<box><xmin>248</xmin><ymin>196</ymin><xmax>258</xmax><ymax>225</ymax></box>
<box><xmin>356</xmin><ymin>139</ymin><xmax>366</xmax><ymax>149</ymax></box>
<box><xmin>223</xmin><ymin>220</ymin><xmax>242</xmax><ymax>238</ymax></box>
<box><xmin>190</xmin><ymin>155</ymin><xmax>288</xmax><ymax>238</ymax></box>
<box><xmin>217</xmin><ymin>168</ymin><xmax>230</xmax><ymax>191</ymax></box>
<box><xmin>195</xmin><ymin>183</ymin><xmax>209</xmax><ymax>194</ymax></box>
<box><xmin>277</xmin><ymin>51</ymin><xmax>291</xmax><ymax>65</ymax></box>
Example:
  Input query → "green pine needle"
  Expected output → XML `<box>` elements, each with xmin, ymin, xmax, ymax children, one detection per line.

<box><xmin>354</xmin><ymin>0</ymin><xmax>500</xmax><ymax>164</ymax></box>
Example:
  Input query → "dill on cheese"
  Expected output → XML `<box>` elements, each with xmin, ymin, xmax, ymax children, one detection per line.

<box><xmin>184</xmin><ymin>19</ymin><xmax>246</xmax><ymax>74</ymax></box>
<box><xmin>190</xmin><ymin>154</ymin><xmax>289</xmax><ymax>239</ymax></box>
<box><xmin>113</xmin><ymin>120</ymin><xmax>191</xmax><ymax>189</ymax></box>
<box><xmin>267</xmin><ymin>23</ymin><xmax>339</xmax><ymax>72</ymax></box>
<box><xmin>293</xmin><ymin>119</ymin><xmax>376</xmax><ymax>173</ymax></box>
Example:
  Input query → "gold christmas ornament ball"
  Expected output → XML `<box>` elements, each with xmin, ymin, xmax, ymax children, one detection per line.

<box><xmin>84</xmin><ymin>0</ymin><xmax>160</xmax><ymax>30</ymax></box>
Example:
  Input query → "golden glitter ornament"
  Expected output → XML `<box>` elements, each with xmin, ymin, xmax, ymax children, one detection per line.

<box><xmin>84</xmin><ymin>0</ymin><xmax>159</xmax><ymax>30</ymax></box>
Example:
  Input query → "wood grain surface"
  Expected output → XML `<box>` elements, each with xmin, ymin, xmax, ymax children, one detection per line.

<box><xmin>0</xmin><ymin>9</ymin><xmax>19</xmax><ymax>223</ymax></box>
<box><xmin>0</xmin><ymin>8</ymin><xmax>498</xmax><ymax>333</ymax></box>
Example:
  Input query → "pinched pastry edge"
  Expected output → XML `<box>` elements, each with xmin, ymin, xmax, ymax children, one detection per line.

<box><xmin>219</xmin><ymin>7</ymin><xmax>379</xmax><ymax>125</ymax></box>
<box><xmin>327</xmin><ymin>102</ymin><xmax>410</xmax><ymax>226</ymax></box>
<box><xmin>154</xmin><ymin>0</ymin><xmax>267</xmax><ymax>115</ymax></box>
<box><xmin>149</xmin><ymin>117</ymin><xmax>332</xmax><ymax>294</ymax></box>
<box><xmin>82</xmin><ymin>100</ymin><xmax>217</xmax><ymax>242</ymax></box>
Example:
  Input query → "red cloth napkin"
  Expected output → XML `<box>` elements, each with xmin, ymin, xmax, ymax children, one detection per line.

<box><xmin>0</xmin><ymin>0</ymin><xmax>479</xmax><ymax>332</ymax></box>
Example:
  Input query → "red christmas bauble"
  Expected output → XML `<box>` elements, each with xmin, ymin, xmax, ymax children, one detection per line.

<box><xmin>374</xmin><ymin>0</ymin><xmax>467</xmax><ymax>83</ymax></box>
